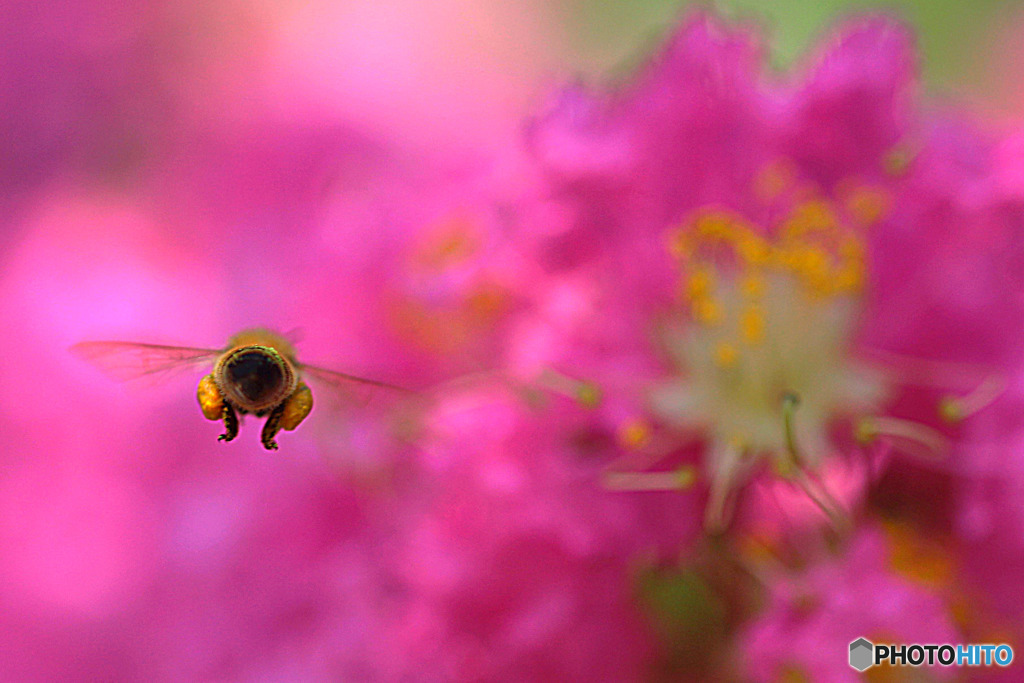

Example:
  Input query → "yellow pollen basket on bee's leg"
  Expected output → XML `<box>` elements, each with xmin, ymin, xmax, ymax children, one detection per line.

<box><xmin>281</xmin><ymin>383</ymin><xmax>313</xmax><ymax>431</ymax></box>
<box><xmin>260</xmin><ymin>383</ymin><xmax>313</xmax><ymax>451</ymax></box>
<box><xmin>197</xmin><ymin>374</ymin><xmax>224</xmax><ymax>420</ymax></box>
<box><xmin>198</xmin><ymin>373</ymin><xmax>239</xmax><ymax>442</ymax></box>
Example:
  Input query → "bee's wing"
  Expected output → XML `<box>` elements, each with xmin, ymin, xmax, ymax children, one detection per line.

<box><xmin>298</xmin><ymin>363</ymin><xmax>412</xmax><ymax>402</ymax></box>
<box><xmin>71</xmin><ymin>341</ymin><xmax>222</xmax><ymax>382</ymax></box>
<box><xmin>298</xmin><ymin>364</ymin><xmax>422</xmax><ymax>462</ymax></box>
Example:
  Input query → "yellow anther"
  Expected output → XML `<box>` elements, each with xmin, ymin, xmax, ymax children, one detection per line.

<box><xmin>782</xmin><ymin>245</ymin><xmax>815</xmax><ymax>282</ymax></box>
<box><xmin>797</xmin><ymin>247</ymin><xmax>829</xmax><ymax>277</ymax></box>
<box><xmin>787</xmin><ymin>200</ymin><xmax>836</xmax><ymax>236</ymax></box>
<box><xmin>809</xmin><ymin>274</ymin><xmax>838</xmax><ymax>298</ymax></box>
<box><xmin>938</xmin><ymin>397</ymin><xmax>964</xmax><ymax>423</ymax></box>
<box><xmin>740</xmin><ymin>305</ymin><xmax>765</xmax><ymax>345</ymax></box>
<box><xmin>762</xmin><ymin>248</ymin><xmax>784</xmax><ymax>270</ymax></box>
<box><xmin>834</xmin><ymin>266</ymin><xmax>863</xmax><ymax>293</ymax></box>
<box><xmin>715</xmin><ymin>342</ymin><xmax>738</xmax><ymax>368</ymax></box>
<box><xmin>695</xmin><ymin>213</ymin><xmax>733</xmax><ymax>238</ymax></box>
<box><xmin>804</xmin><ymin>200</ymin><xmax>837</xmax><ymax>228</ymax></box>
<box><xmin>576</xmin><ymin>382</ymin><xmax>603</xmax><ymax>408</ymax></box>
<box><xmin>740</xmin><ymin>273</ymin><xmax>765</xmax><ymax>299</ymax></box>
<box><xmin>938</xmin><ymin>376</ymin><xmax>1006</xmax><ymax>423</ymax></box>
<box><xmin>737</xmin><ymin>235</ymin><xmax>769</xmax><ymax>264</ymax></box>
<box><xmin>674</xmin><ymin>465</ymin><xmax>697</xmax><ymax>488</ymax></box>
<box><xmin>685</xmin><ymin>267</ymin><xmax>714</xmax><ymax>300</ymax></box>
<box><xmin>784</xmin><ymin>246</ymin><xmax>830</xmax><ymax>293</ymax></box>
<box><xmin>884</xmin><ymin>147</ymin><xmax>913</xmax><ymax>176</ymax></box>
<box><xmin>854</xmin><ymin>417</ymin><xmax>877</xmax><ymax>445</ymax></box>
<box><xmin>539</xmin><ymin>369</ymin><xmax>604</xmax><ymax>408</ymax></box>
<box><xmin>617</xmin><ymin>419</ymin><xmax>651</xmax><ymax>450</ymax></box>
<box><xmin>692</xmin><ymin>297</ymin><xmax>724</xmax><ymax>325</ymax></box>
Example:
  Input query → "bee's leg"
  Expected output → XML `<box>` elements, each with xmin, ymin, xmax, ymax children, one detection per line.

<box><xmin>280</xmin><ymin>383</ymin><xmax>313</xmax><ymax>431</ymax></box>
<box><xmin>219</xmin><ymin>402</ymin><xmax>239</xmax><ymax>443</ymax></box>
<box><xmin>261</xmin><ymin>402</ymin><xmax>286</xmax><ymax>451</ymax></box>
<box><xmin>199</xmin><ymin>374</ymin><xmax>237</xmax><ymax>444</ymax></box>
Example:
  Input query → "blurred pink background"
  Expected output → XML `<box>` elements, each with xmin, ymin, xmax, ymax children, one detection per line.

<box><xmin>1</xmin><ymin>1</ymin><xmax>548</xmax><ymax>677</ymax></box>
<box><xmin>3</xmin><ymin>1</ymin><xmax>1024</xmax><ymax>681</ymax></box>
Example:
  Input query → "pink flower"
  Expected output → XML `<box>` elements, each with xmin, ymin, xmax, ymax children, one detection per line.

<box><xmin>369</xmin><ymin>383</ymin><xmax>702</xmax><ymax>681</ymax></box>
<box><xmin>524</xmin><ymin>12</ymin><xmax>1024</xmax><ymax>531</ymax></box>
<box><xmin>739</xmin><ymin>525</ymin><xmax>959</xmax><ymax>681</ymax></box>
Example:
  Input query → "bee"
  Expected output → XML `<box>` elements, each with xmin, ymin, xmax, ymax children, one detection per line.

<box><xmin>72</xmin><ymin>328</ymin><xmax>406</xmax><ymax>450</ymax></box>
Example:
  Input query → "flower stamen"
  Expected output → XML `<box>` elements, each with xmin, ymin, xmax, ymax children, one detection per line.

<box><xmin>705</xmin><ymin>442</ymin><xmax>743</xmax><ymax>534</ymax></box>
<box><xmin>781</xmin><ymin>391</ymin><xmax>851</xmax><ymax>532</ymax></box>
<box><xmin>856</xmin><ymin>415</ymin><xmax>949</xmax><ymax>462</ymax></box>
<box><xmin>939</xmin><ymin>374</ymin><xmax>1006</xmax><ymax>423</ymax></box>
<box><xmin>603</xmin><ymin>466</ymin><xmax>697</xmax><ymax>492</ymax></box>
<box><xmin>536</xmin><ymin>368</ymin><xmax>603</xmax><ymax>407</ymax></box>
<box><xmin>781</xmin><ymin>391</ymin><xmax>802</xmax><ymax>467</ymax></box>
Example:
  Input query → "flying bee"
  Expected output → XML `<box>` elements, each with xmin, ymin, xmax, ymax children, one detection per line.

<box><xmin>72</xmin><ymin>328</ymin><xmax>406</xmax><ymax>450</ymax></box>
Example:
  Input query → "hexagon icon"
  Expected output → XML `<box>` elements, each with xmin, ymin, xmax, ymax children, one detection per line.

<box><xmin>849</xmin><ymin>638</ymin><xmax>874</xmax><ymax>671</ymax></box>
